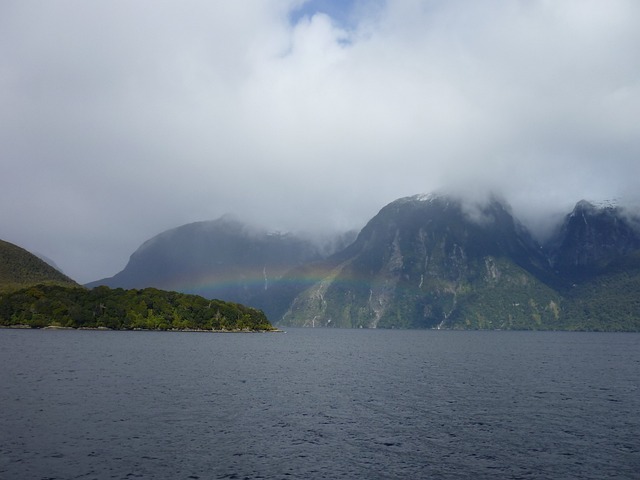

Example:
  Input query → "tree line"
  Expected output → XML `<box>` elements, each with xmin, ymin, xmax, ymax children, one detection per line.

<box><xmin>0</xmin><ymin>285</ymin><xmax>276</xmax><ymax>331</ymax></box>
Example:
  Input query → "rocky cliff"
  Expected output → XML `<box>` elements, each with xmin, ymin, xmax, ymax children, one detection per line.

<box><xmin>280</xmin><ymin>194</ymin><xmax>563</xmax><ymax>329</ymax></box>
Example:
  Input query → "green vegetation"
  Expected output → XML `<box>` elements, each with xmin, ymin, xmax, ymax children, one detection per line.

<box><xmin>0</xmin><ymin>239</ymin><xmax>78</xmax><ymax>292</ymax></box>
<box><xmin>0</xmin><ymin>238</ymin><xmax>275</xmax><ymax>332</ymax></box>
<box><xmin>0</xmin><ymin>284</ymin><xmax>276</xmax><ymax>332</ymax></box>
<box><xmin>554</xmin><ymin>260</ymin><xmax>640</xmax><ymax>332</ymax></box>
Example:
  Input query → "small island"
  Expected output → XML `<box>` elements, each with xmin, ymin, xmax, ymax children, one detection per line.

<box><xmin>0</xmin><ymin>284</ymin><xmax>277</xmax><ymax>332</ymax></box>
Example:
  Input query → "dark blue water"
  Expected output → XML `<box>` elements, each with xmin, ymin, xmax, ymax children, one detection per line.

<box><xmin>1</xmin><ymin>328</ymin><xmax>638</xmax><ymax>479</ymax></box>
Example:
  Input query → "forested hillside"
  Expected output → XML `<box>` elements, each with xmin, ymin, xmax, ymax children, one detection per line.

<box><xmin>0</xmin><ymin>239</ymin><xmax>78</xmax><ymax>292</ymax></box>
<box><xmin>0</xmin><ymin>284</ymin><xmax>275</xmax><ymax>331</ymax></box>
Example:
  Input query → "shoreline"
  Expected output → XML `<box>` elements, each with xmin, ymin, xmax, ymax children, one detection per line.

<box><xmin>0</xmin><ymin>324</ymin><xmax>283</xmax><ymax>333</ymax></box>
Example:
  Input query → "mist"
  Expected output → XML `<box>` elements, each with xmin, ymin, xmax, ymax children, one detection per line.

<box><xmin>1</xmin><ymin>0</ymin><xmax>639</xmax><ymax>282</ymax></box>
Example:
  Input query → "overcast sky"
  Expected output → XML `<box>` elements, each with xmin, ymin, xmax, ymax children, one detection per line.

<box><xmin>2</xmin><ymin>0</ymin><xmax>640</xmax><ymax>283</ymax></box>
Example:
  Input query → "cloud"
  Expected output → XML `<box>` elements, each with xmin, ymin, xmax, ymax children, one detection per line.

<box><xmin>1</xmin><ymin>0</ymin><xmax>639</xmax><ymax>282</ymax></box>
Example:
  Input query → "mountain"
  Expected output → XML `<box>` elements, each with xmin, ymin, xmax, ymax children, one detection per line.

<box><xmin>542</xmin><ymin>200</ymin><xmax>640</xmax><ymax>330</ymax></box>
<box><xmin>85</xmin><ymin>195</ymin><xmax>640</xmax><ymax>331</ymax></box>
<box><xmin>280</xmin><ymin>194</ymin><xmax>564</xmax><ymax>329</ymax></box>
<box><xmin>87</xmin><ymin>216</ymin><xmax>355</xmax><ymax>316</ymax></box>
<box><xmin>0</xmin><ymin>238</ymin><xmax>276</xmax><ymax>332</ymax></box>
<box><xmin>279</xmin><ymin>194</ymin><xmax>640</xmax><ymax>331</ymax></box>
<box><xmin>545</xmin><ymin>200</ymin><xmax>640</xmax><ymax>279</ymax></box>
<box><xmin>0</xmin><ymin>239</ymin><xmax>78</xmax><ymax>292</ymax></box>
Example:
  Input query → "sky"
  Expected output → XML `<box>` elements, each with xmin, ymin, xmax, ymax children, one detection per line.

<box><xmin>2</xmin><ymin>0</ymin><xmax>640</xmax><ymax>283</ymax></box>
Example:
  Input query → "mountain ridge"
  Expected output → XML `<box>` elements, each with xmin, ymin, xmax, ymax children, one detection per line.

<box><xmin>82</xmin><ymin>193</ymin><xmax>640</xmax><ymax>331</ymax></box>
<box><xmin>278</xmin><ymin>194</ymin><xmax>640</xmax><ymax>330</ymax></box>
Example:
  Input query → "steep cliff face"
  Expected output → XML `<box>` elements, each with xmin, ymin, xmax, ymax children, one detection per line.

<box><xmin>541</xmin><ymin>201</ymin><xmax>640</xmax><ymax>330</ymax></box>
<box><xmin>281</xmin><ymin>194</ymin><xmax>561</xmax><ymax>329</ymax></box>
<box><xmin>545</xmin><ymin>200</ymin><xmax>640</xmax><ymax>277</ymax></box>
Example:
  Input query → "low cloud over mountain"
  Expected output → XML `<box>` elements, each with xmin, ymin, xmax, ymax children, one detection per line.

<box><xmin>2</xmin><ymin>1</ymin><xmax>639</xmax><ymax>282</ymax></box>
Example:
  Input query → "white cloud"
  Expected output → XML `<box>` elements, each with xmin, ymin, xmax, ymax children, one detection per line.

<box><xmin>1</xmin><ymin>0</ymin><xmax>639</xmax><ymax>282</ymax></box>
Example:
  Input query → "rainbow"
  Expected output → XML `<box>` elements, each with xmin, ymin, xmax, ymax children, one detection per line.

<box><xmin>153</xmin><ymin>264</ymin><xmax>388</xmax><ymax>298</ymax></box>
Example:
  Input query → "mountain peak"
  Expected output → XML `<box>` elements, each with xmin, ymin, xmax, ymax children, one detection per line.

<box><xmin>389</xmin><ymin>193</ymin><xmax>446</xmax><ymax>207</ymax></box>
<box><xmin>281</xmin><ymin>192</ymin><xmax>552</xmax><ymax>329</ymax></box>
<box><xmin>574</xmin><ymin>199</ymin><xmax>610</xmax><ymax>213</ymax></box>
<box><xmin>409</xmin><ymin>192</ymin><xmax>445</xmax><ymax>203</ymax></box>
<box><xmin>546</xmin><ymin>199</ymin><xmax>640</xmax><ymax>274</ymax></box>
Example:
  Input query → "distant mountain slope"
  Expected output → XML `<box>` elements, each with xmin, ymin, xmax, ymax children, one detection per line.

<box><xmin>0</xmin><ymin>239</ymin><xmax>78</xmax><ymax>292</ymax></box>
<box><xmin>541</xmin><ymin>201</ymin><xmax>640</xmax><ymax>330</ymax></box>
<box><xmin>87</xmin><ymin>216</ymin><xmax>355</xmax><ymax>316</ymax></box>
<box><xmin>280</xmin><ymin>194</ymin><xmax>563</xmax><ymax>329</ymax></box>
<box><xmin>545</xmin><ymin>200</ymin><xmax>640</xmax><ymax>279</ymax></box>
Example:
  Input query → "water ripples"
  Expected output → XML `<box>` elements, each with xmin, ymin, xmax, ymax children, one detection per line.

<box><xmin>1</xmin><ymin>328</ymin><xmax>639</xmax><ymax>479</ymax></box>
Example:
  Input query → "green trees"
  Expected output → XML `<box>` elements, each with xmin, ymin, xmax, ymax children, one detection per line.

<box><xmin>0</xmin><ymin>285</ymin><xmax>275</xmax><ymax>331</ymax></box>
<box><xmin>0</xmin><ymin>239</ymin><xmax>79</xmax><ymax>292</ymax></box>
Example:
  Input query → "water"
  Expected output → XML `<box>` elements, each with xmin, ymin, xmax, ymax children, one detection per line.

<box><xmin>1</xmin><ymin>328</ymin><xmax>639</xmax><ymax>479</ymax></box>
